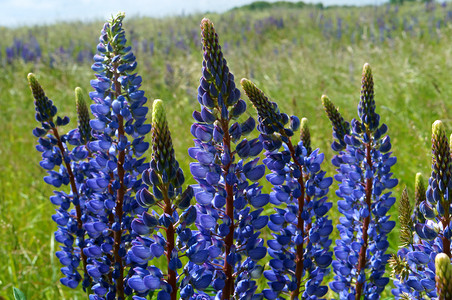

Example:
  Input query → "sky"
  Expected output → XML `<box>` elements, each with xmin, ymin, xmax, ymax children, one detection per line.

<box><xmin>0</xmin><ymin>0</ymin><xmax>389</xmax><ymax>27</ymax></box>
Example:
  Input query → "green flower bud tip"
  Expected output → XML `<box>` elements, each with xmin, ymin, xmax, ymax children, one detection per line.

<box><xmin>201</xmin><ymin>18</ymin><xmax>214</xmax><ymax>34</ymax></box>
<box><xmin>322</xmin><ymin>94</ymin><xmax>350</xmax><ymax>145</ymax></box>
<box><xmin>321</xmin><ymin>95</ymin><xmax>339</xmax><ymax>120</ymax></box>
<box><xmin>151</xmin><ymin>99</ymin><xmax>176</xmax><ymax>175</ymax></box>
<box><xmin>28</xmin><ymin>73</ymin><xmax>57</xmax><ymax>123</ymax></box>
<box><xmin>435</xmin><ymin>253</ymin><xmax>452</xmax><ymax>300</ymax></box>
<box><xmin>301</xmin><ymin>117</ymin><xmax>309</xmax><ymax>131</ymax></box>
<box><xmin>241</xmin><ymin>78</ymin><xmax>284</xmax><ymax>133</ymax></box>
<box><xmin>414</xmin><ymin>172</ymin><xmax>427</xmax><ymax>224</ymax></box>
<box><xmin>241</xmin><ymin>78</ymin><xmax>274</xmax><ymax>114</ymax></box>
<box><xmin>75</xmin><ymin>87</ymin><xmax>85</xmax><ymax>106</ymax></box>
<box><xmin>152</xmin><ymin>99</ymin><xmax>166</xmax><ymax>127</ymax></box>
<box><xmin>399</xmin><ymin>187</ymin><xmax>413</xmax><ymax>248</ymax></box>
<box><xmin>201</xmin><ymin>18</ymin><xmax>218</xmax><ymax>51</ymax></box>
<box><xmin>28</xmin><ymin>73</ymin><xmax>45</xmax><ymax>102</ymax></box>
<box><xmin>75</xmin><ymin>87</ymin><xmax>91</xmax><ymax>144</ymax></box>
<box><xmin>433</xmin><ymin>120</ymin><xmax>447</xmax><ymax>138</ymax></box>
<box><xmin>359</xmin><ymin>63</ymin><xmax>378</xmax><ymax>129</ymax></box>
<box><xmin>361</xmin><ymin>63</ymin><xmax>373</xmax><ymax>90</ymax></box>
<box><xmin>414</xmin><ymin>172</ymin><xmax>426</xmax><ymax>205</ymax></box>
<box><xmin>362</xmin><ymin>63</ymin><xmax>372</xmax><ymax>78</ymax></box>
<box><xmin>300</xmin><ymin>117</ymin><xmax>312</xmax><ymax>155</ymax></box>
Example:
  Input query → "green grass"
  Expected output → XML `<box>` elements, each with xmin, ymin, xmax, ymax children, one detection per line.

<box><xmin>1</xmin><ymin>2</ymin><xmax>451</xmax><ymax>299</ymax></box>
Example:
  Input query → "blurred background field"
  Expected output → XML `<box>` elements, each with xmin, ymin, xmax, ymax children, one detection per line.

<box><xmin>1</xmin><ymin>1</ymin><xmax>452</xmax><ymax>299</ymax></box>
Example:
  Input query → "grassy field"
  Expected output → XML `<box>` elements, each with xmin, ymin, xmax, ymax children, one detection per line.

<box><xmin>1</xmin><ymin>1</ymin><xmax>452</xmax><ymax>299</ymax></box>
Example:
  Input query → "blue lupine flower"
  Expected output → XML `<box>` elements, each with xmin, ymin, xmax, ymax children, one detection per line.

<box><xmin>187</xmin><ymin>18</ymin><xmax>267</xmax><ymax>299</ymax></box>
<box><xmin>79</xmin><ymin>12</ymin><xmax>152</xmax><ymax>299</ymax></box>
<box><xmin>242</xmin><ymin>78</ymin><xmax>333</xmax><ymax>299</ymax></box>
<box><xmin>323</xmin><ymin>63</ymin><xmax>397</xmax><ymax>299</ymax></box>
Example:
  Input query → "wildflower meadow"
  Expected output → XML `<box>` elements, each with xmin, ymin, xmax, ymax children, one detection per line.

<box><xmin>3</xmin><ymin>1</ymin><xmax>452</xmax><ymax>299</ymax></box>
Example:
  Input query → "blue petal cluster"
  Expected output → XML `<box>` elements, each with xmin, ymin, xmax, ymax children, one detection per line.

<box><xmin>186</xmin><ymin>18</ymin><xmax>267</xmax><ymax>299</ymax></box>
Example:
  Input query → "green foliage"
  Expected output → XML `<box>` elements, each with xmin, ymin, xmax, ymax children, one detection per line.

<box><xmin>13</xmin><ymin>288</ymin><xmax>26</xmax><ymax>300</ymax></box>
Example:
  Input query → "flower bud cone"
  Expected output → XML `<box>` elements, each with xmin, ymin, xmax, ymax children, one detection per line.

<box><xmin>435</xmin><ymin>253</ymin><xmax>452</xmax><ymax>300</ymax></box>
<box><xmin>151</xmin><ymin>100</ymin><xmax>177</xmax><ymax>180</ymax></box>
<box><xmin>241</xmin><ymin>78</ymin><xmax>284</xmax><ymax>134</ymax></box>
<box><xmin>358</xmin><ymin>63</ymin><xmax>378</xmax><ymax>130</ymax></box>
<box><xmin>75</xmin><ymin>87</ymin><xmax>91</xmax><ymax>144</ymax></box>
<box><xmin>399</xmin><ymin>187</ymin><xmax>413</xmax><ymax>248</ymax></box>
<box><xmin>322</xmin><ymin>94</ymin><xmax>350</xmax><ymax>149</ymax></box>
<box><xmin>300</xmin><ymin>117</ymin><xmax>311</xmax><ymax>155</ymax></box>
<box><xmin>28</xmin><ymin>73</ymin><xmax>57</xmax><ymax>122</ymax></box>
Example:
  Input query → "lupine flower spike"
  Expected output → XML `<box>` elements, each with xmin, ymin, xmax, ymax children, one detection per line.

<box><xmin>127</xmin><ymin>99</ymin><xmax>195</xmax><ymax>300</ymax></box>
<box><xmin>242</xmin><ymin>78</ymin><xmax>333</xmax><ymax>300</ymax></box>
<box><xmin>82</xmin><ymin>12</ymin><xmax>151</xmax><ymax>299</ymax></box>
<box><xmin>187</xmin><ymin>18</ymin><xmax>268</xmax><ymax>299</ymax></box>
<box><xmin>324</xmin><ymin>63</ymin><xmax>398</xmax><ymax>299</ymax></box>
<box><xmin>28</xmin><ymin>73</ymin><xmax>90</xmax><ymax>289</ymax></box>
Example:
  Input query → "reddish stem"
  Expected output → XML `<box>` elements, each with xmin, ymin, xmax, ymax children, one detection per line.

<box><xmin>112</xmin><ymin>65</ymin><xmax>126</xmax><ymax>300</ymax></box>
<box><xmin>441</xmin><ymin>216</ymin><xmax>451</xmax><ymax>258</ymax></box>
<box><xmin>355</xmin><ymin>136</ymin><xmax>373</xmax><ymax>300</ymax></box>
<box><xmin>286</xmin><ymin>139</ymin><xmax>306</xmax><ymax>300</ymax></box>
<box><xmin>163</xmin><ymin>190</ymin><xmax>177</xmax><ymax>300</ymax></box>
<box><xmin>221</xmin><ymin>118</ymin><xmax>235</xmax><ymax>300</ymax></box>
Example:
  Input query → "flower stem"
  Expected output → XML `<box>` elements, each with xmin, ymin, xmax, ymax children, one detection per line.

<box><xmin>286</xmin><ymin>138</ymin><xmax>306</xmax><ymax>300</ymax></box>
<box><xmin>113</xmin><ymin>64</ymin><xmax>125</xmax><ymax>300</ymax></box>
<box><xmin>355</xmin><ymin>134</ymin><xmax>373</xmax><ymax>300</ymax></box>
<box><xmin>221</xmin><ymin>118</ymin><xmax>234</xmax><ymax>300</ymax></box>
<box><xmin>163</xmin><ymin>188</ymin><xmax>177</xmax><ymax>300</ymax></box>
<box><xmin>441</xmin><ymin>215</ymin><xmax>451</xmax><ymax>258</ymax></box>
